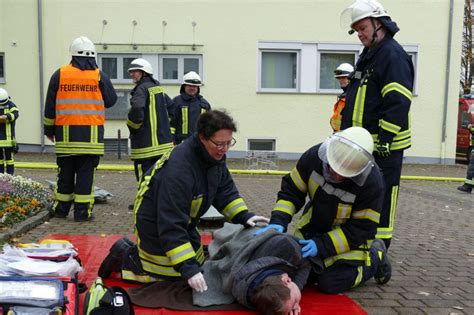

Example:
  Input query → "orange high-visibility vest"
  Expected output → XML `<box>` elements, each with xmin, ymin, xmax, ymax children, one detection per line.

<box><xmin>55</xmin><ymin>64</ymin><xmax>104</xmax><ymax>126</ymax></box>
<box><xmin>330</xmin><ymin>96</ymin><xmax>345</xmax><ymax>132</ymax></box>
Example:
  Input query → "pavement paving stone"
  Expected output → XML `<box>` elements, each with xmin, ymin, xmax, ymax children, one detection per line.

<box><xmin>392</xmin><ymin>308</ymin><xmax>426</xmax><ymax>315</ymax></box>
<box><xmin>358</xmin><ymin>299</ymin><xmax>402</xmax><ymax>307</ymax></box>
<box><xmin>363</xmin><ymin>307</ymin><xmax>399</xmax><ymax>315</ymax></box>
<box><xmin>396</xmin><ymin>300</ymin><xmax>426</xmax><ymax>307</ymax></box>
<box><xmin>418</xmin><ymin>309</ymin><xmax>463</xmax><ymax>315</ymax></box>
<box><xmin>6</xmin><ymin>154</ymin><xmax>474</xmax><ymax>315</ymax></box>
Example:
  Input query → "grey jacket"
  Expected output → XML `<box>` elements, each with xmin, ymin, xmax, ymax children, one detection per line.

<box><xmin>193</xmin><ymin>223</ymin><xmax>311</xmax><ymax>308</ymax></box>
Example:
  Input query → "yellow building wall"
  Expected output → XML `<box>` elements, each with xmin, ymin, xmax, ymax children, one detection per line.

<box><xmin>0</xmin><ymin>0</ymin><xmax>465</xmax><ymax>162</ymax></box>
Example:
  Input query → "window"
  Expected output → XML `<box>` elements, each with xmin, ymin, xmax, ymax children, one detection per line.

<box><xmin>319</xmin><ymin>52</ymin><xmax>356</xmax><ymax>90</ymax></box>
<box><xmin>316</xmin><ymin>43</ymin><xmax>359</xmax><ymax>92</ymax></box>
<box><xmin>98</xmin><ymin>54</ymin><xmax>140</xmax><ymax>83</ymax></box>
<box><xmin>261</xmin><ymin>51</ymin><xmax>298</xmax><ymax>90</ymax></box>
<box><xmin>159</xmin><ymin>55</ymin><xmax>202</xmax><ymax>84</ymax></box>
<box><xmin>258</xmin><ymin>41</ymin><xmax>418</xmax><ymax>94</ymax></box>
<box><xmin>258</xmin><ymin>42</ymin><xmax>360</xmax><ymax>93</ymax></box>
<box><xmin>403</xmin><ymin>45</ymin><xmax>419</xmax><ymax>95</ymax></box>
<box><xmin>248</xmin><ymin>139</ymin><xmax>276</xmax><ymax>151</ymax></box>
<box><xmin>105</xmin><ymin>90</ymin><xmax>131</xmax><ymax>120</ymax></box>
<box><xmin>0</xmin><ymin>53</ymin><xmax>4</xmax><ymax>83</ymax></box>
<box><xmin>99</xmin><ymin>53</ymin><xmax>203</xmax><ymax>85</ymax></box>
<box><xmin>258</xmin><ymin>42</ymin><xmax>302</xmax><ymax>92</ymax></box>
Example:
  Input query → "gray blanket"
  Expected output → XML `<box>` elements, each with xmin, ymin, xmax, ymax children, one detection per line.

<box><xmin>193</xmin><ymin>223</ymin><xmax>287</xmax><ymax>306</ymax></box>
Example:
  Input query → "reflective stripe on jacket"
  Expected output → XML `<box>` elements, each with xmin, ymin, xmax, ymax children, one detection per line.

<box><xmin>172</xmin><ymin>93</ymin><xmax>211</xmax><ymax>144</ymax></box>
<box><xmin>127</xmin><ymin>77</ymin><xmax>175</xmax><ymax>160</ymax></box>
<box><xmin>0</xmin><ymin>101</ymin><xmax>19</xmax><ymax>148</ymax></box>
<box><xmin>133</xmin><ymin>134</ymin><xmax>254</xmax><ymax>280</ymax></box>
<box><xmin>269</xmin><ymin>144</ymin><xmax>384</xmax><ymax>268</ymax></box>
<box><xmin>56</xmin><ymin>64</ymin><xmax>104</xmax><ymax>126</ymax></box>
<box><xmin>341</xmin><ymin>36</ymin><xmax>414</xmax><ymax>151</ymax></box>
<box><xmin>471</xmin><ymin>126</ymin><xmax>474</xmax><ymax>146</ymax></box>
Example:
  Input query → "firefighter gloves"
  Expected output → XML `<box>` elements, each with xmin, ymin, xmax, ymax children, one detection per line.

<box><xmin>188</xmin><ymin>272</ymin><xmax>208</xmax><ymax>292</ymax></box>
<box><xmin>254</xmin><ymin>224</ymin><xmax>284</xmax><ymax>236</ymax></box>
<box><xmin>246</xmin><ymin>215</ymin><xmax>270</xmax><ymax>227</ymax></box>
<box><xmin>375</xmin><ymin>142</ymin><xmax>391</xmax><ymax>157</ymax></box>
<box><xmin>299</xmin><ymin>239</ymin><xmax>318</xmax><ymax>258</ymax></box>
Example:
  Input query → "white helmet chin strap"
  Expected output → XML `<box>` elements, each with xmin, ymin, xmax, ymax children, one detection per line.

<box><xmin>370</xmin><ymin>18</ymin><xmax>385</xmax><ymax>47</ymax></box>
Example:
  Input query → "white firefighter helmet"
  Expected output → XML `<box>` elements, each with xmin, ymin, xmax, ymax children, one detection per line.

<box><xmin>334</xmin><ymin>63</ymin><xmax>354</xmax><ymax>78</ymax></box>
<box><xmin>182</xmin><ymin>71</ymin><xmax>202</xmax><ymax>86</ymax></box>
<box><xmin>128</xmin><ymin>58</ymin><xmax>153</xmax><ymax>75</ymax></box>
<box><xmin>324</xmin><ymin>127</ymin><xmax>374</xmax><ymax>179</ymax></box>
<box><xmin>69</xmin><ymin>36</ymin><xmax>96</xmax><ymax>57</ymax></box>
<box><xmin>0</xmin><ymin>88</ymin><xmax>9</xmax><ymax>104</ymax></box>
<box><xmin>341</xmin><ymin>0</ymin><xmax>390</xmax><ymax>33</ymax></box>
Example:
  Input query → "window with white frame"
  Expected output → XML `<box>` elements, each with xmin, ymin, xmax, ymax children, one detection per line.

<box><xmin>105</xmin><ymin>89</ymin><xmax>131</xmax><ymax>120</ymax></box>
<box><xmin>404</xmin><ymin>45</ymin><xmax>419</xmax><ymax>95</ymax></box>
<box><xmin>316</xmin><ymin>43</ymin><xmax>359</xmax><ymax>92</ymax></box>
<box><xmin>260</xmin><ymin>51</ymin><xmax>298</xmax><ymax>91</ymax></box>
<box><xmin>98</xmin><ymin>54</ymin><xmax>141</xmax><ymax>83</ymax></box>
<box><xmin>0</xmin><ymin>53</ymin><xmax>5</xmax><ymax>83</ymax></box>
<box><xmin>258</xmin><ymin>41</ymin><xmax>418</xmax><ymax>94</ymax></box>
<box><xmin>319</xmin><ymin>52</ymin><xmax>357</xmax><ymax>90</ymax></box>
<box><xmin>98</xmin><ymin>53</ymin><xmax>203</xmax><ymax>85</ymax></box>
<box><xmin>159</xmin><ymin>55</ymin><xmax>202</xmax><ymax>84</ymax></box>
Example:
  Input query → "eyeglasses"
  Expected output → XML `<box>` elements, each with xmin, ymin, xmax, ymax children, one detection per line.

<box><xmin>208</xmin><ymin>137</ymin><xmax>237</xmax><ymax>150</ymax></box>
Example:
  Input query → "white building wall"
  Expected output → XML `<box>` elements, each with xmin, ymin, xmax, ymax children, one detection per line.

<box><xmin>0</xmin><ymin>0</ymin><xmax>465</xmax><ymax>163</ymax></box>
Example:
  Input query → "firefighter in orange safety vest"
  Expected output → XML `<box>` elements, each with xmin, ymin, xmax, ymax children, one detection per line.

<box><xmin>330</xmin><ymin>63</ymin><xmax>354</xmax><ymax>132</ymax></box>
<box><xmin>44</xmin><ymin>36</ymin><xmax>117</xmax><ymax>222</ymax></box>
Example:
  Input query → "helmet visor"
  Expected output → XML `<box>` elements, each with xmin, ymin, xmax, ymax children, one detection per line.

<box><xmin>340</xmin><ymin>7</ymin><xmax>355</xmax><ymax>32</ymax></box>
<box><xmin>325</xmin><ymin>135</ymin><xmax>374</xmax><ymax>178</ymax></box>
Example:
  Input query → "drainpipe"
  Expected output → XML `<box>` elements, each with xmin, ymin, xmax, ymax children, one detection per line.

<box><xmin>37</xmin><ymin>0</ymin><xmax>45</xmax><ymax>152</ymax></box>
<box><xmin>441</xmin><ymin>0</ymin><xmax>454</xmax><ymax>165</ymax></box>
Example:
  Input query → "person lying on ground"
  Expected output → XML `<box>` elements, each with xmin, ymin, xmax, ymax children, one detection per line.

<box><xmin>193</xmin><ymin>223</ymin><xmax>311</xmax><ymax>315</ymax></box>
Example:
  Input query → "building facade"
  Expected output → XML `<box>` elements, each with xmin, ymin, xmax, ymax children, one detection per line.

<box><xmin>0</xmin><ymin>0</ymin><xmax>465</xmax><ymax>163</ymax></box>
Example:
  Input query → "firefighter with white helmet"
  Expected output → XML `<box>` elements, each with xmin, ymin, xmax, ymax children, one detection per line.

<box><xmin>339</xmin><ymin>0</ymin><xmax>414</xmax><ymax>249</ymax></box>
<box><xmin>69</xmin><ymin>36</ymin><xmax>96</xmax><ymax>57</ymax></box>
<box><xmin>172</xmin><ymin>71</ymin><xmax>211</xmax><ymax>144</ymax></box>
<box><xmin>127</xmin><ymin>58</ymin><xmax>153</xmax><ymax>76</ymax></box>
<box><xmin>44</xmin><ymin>36</ymin><xmax>117</xmax><ymax>222</ymax></box>
<box><xmin>126</xmin><ymin>58</ymin><xmax>176</xmax><ymax>183</ymax></box>
<box><xmin>256</xmin><ymin>126</ymin><xmax>392</xmax><ymax>293</ymax></box>
<box><xmin>330</xmin><ymin>63</ymin><xmax>354</xmax><ymax>131</ymax></box>
<box><xmin>0</xmin><ymin>88</ymin><xmax>19</xmax><ymax>175</ymax></box>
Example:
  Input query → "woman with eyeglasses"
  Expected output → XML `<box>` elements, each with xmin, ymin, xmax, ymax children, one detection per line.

<box><xmin>99</xmin><ymin>109</ymin><xmax>269</xmax><ymax>294</ymax></box>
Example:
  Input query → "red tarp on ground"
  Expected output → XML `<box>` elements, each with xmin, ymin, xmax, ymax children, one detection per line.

<box><xmin>43</xmin><ymin>234</ymin><xmax>367</xmax><ymax>315</ymax></box>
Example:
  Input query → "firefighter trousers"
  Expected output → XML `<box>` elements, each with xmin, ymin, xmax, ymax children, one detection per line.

<box><xmin>52</xmin><ymin>155</ymin><xmax>99</xmax><ymax>221</ymax></box>
<box><xmin>465</xmin><ymin>150</ymin><xmax>474</xmax><ymax>186</ymax></box>
<box><xmin>0</xmin><ymin>147</ymin><xmax>14</xmax><ymax>175</ymax></box>
<box><xmin>312</xmin><ymin>248</ymin><xmax>381</xmax><ymax>294</ymax></box>
<box><xmin>133</xmin><ymin>157</ymin><xmax>161</xmax><ymax>183</ymax></box>
<box><xmin>374</xmin><ymin>150</ymin><xmax>404</xmax><ymax>249</ymax></box>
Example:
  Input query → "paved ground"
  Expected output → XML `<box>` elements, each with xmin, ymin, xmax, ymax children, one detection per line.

<box><xmin>10</xmin><ymin>153</ymin><xmax>474</xmax><ymax>315</ymax></box>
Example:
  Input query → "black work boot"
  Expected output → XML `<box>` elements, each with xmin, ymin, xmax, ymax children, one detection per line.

<box><xmin>50</xmin><ymin>201</ymin><xmax>71</xmax><ymax>218</ymax></box>
<box><xmin>371</xmin><ymin>239</ymin><xmax>392</xmax><ymax>285</ymax></box>
<box><xmin>98</xmin><ymin>237</ymin><xmax>134</xmax><ymax>278</ymax></box>
<box><xmin>457</xmin><ymin>184</ymin><xmax>473</xmax><ymax>193</ymax></box>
